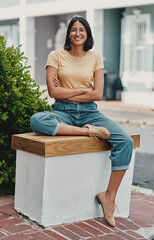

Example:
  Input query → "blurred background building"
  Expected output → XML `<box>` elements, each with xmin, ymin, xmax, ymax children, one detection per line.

<box><xmin>0</xmin><ymin>0</ymin><xmax>154</xmax><ymax>108</ymax></box>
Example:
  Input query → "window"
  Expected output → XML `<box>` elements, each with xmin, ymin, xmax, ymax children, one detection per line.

<box><xmin>132</xmin><ymin>21</ymin><xmax>146</xmax><ymax>72</ymax></box>
<box><xmin>0</xmin><ymin>25</ymin><xmax>18</xmax><ymax>47</ymax></box>
<box><xmin>120</xmin><ymin>13</ymin><xmax>152</xmax><ymax>76</ymax></box>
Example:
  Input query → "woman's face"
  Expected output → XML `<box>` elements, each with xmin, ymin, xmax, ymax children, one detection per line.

<box><xmin>69</xmin><ymin>21</ymin><xmax>87</xmax><ymax>48</ymax></box>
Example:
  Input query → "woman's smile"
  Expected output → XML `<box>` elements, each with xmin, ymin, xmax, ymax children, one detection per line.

<box><xmin>74</xmin><ymin>37</ymin><xmax>82</xmax><ymax>41</ymax></box>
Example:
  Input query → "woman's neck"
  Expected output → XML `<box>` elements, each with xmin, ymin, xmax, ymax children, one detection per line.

<box><xmin>69</xmin><ymin>46</ymin><xmax>87</xmax><ymax>58</ymax></box>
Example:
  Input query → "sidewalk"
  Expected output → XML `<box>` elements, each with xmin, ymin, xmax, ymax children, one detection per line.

<box><xmin>96</xmin><ymin>101</ymin><xmax>154</xmax><ymax>114</ymax></box>
<box><xmin>96</xmin><ymin>101</ymin><xmax>154</xmax><ymax>128</ymax></box>
<box><xmin>0</xmin><ymin>188</ymin><xmax>154</xmax><ymax>240</ymax></box>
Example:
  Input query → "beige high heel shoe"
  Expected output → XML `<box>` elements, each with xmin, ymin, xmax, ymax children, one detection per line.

<box><xmin>82</xmin><ymin>124</ymin><xmax>110</xmax><ymax>139</ymax></box>
<box><xmin>96</xmin><ymin>191</ymin><xmax>116</xmax><ymax>227</ymax></box>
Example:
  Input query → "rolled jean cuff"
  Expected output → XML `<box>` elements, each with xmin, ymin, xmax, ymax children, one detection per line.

<box><xmin>52</xmin><ymin>122</ymin><xmax>61</xmax><ymax>136</ymax></box>
<box><xmin>112</xmin><ymin>165</ymin><xmax>129</xmax><ymax>171</ymax></box>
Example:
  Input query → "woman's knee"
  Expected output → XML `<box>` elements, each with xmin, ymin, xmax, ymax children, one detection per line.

<box><xmin>30</xmin><ymin>112</ymin><xmax>51</xmax><ymax>131</ymax></box>
<box><xmin>30</xmin><ymin>113</ymin><xmax>40</xmax><ymax>129</ymax></box>
<box><xmin>30</xmin><ymin>111</ymin><xmax>60</xmax><ymax>136</ymax></box>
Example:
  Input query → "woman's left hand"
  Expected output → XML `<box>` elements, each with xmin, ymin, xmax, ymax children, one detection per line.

<box><xmin>52</xmin><ymin>77</ymin><xmax>61</xmax><ymax>87</ymax></box>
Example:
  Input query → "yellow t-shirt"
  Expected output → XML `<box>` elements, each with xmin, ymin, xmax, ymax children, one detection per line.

<box><xmin>45</xmin><ymin>49</ymin><xmax>104</xmax><ymax>89</ymax></box>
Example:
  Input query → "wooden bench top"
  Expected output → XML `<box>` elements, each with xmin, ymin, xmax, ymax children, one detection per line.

<box><xmin>12</xmin><ymin>133</ymin><xmax>140</xmax><ymax>157</ymax></box>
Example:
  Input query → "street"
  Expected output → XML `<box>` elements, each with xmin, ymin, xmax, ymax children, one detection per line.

<box><xmin>120</xmin><ymin>124</ymin><xmax>154</xmax><ymax>190</ymax></box>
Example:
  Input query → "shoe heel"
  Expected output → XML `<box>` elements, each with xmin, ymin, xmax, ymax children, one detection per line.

<box><xmin>96</xmin><ymin>194</ymin><xmax>101</xmax><ymax>205</ymax></box>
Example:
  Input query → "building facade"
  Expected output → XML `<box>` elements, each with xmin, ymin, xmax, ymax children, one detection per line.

<box><xmin>0</xmin><ymin>0</ymin><xmax>154</xmax><ymax>108</ymax></box>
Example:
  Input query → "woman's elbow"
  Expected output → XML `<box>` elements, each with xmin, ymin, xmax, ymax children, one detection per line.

<box><xmin>94</xmin><ymin>92</ymin><xmax>102</xmax><ymax>101</ymax></box>
<box><xmin>48</xmin><ymin>89</ymin><xmax>55</xmax><ymax>98</ymax></box>
<box><xmin>49</xmin><ymin>93</ymin><xmax>54</xmax><ymax>98</ymax></box>
<box><xmin>48</xmin><ymin>90</ymin><xmax>53</xmax><ymax>98</ymax></box>
<box><xmin>96</xmin><ymin>96</ymin><xmax>102</xmax><ymax>101</ymax></box>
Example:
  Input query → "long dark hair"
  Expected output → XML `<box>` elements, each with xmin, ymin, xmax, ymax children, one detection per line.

<box><xmin>64</xmin><ymin>16</ymin><xmax>94</xmax><ymax>51</ymax></box>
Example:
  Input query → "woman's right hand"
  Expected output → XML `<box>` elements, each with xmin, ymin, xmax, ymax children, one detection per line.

<box><xmin>52</xmin><ymin>77</ymin><xmax>61</xmax><ymax>87</ymax></box>
<box><xmin>82</xmin><ymin>87</ymin><xmax>93</xmax><ymax>93</ymax></box>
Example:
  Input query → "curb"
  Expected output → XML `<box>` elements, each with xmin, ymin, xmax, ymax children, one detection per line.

<box><xmin>132</xmin><ymin>185</ymin><xmax>154</xmax><ymax>196</ymax></box>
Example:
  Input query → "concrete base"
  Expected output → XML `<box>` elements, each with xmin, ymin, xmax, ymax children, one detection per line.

<box><xmin>15</xmin><ymin>149</ymin><xmax>135</xmax><ymax>227</ymax></box>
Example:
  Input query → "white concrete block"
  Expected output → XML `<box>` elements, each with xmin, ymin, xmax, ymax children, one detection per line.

<box><xmin>15</xmin><ymin>149</ymin><xmax>135</xmax><ymax>226</ymax></box>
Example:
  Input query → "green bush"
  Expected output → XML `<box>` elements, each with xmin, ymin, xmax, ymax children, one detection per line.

<box><xmin>0</xmin><ymin>36</ymin><xmax>51</xmax><ymax>194</ymax></box>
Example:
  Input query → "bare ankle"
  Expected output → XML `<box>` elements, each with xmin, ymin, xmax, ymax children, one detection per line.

<box><xmin>105</xmin><ymin>190</ymin><xmax>115</xmax><ymax>204</ymax></box>
<box><xmin>83</xmin><ymin>128</ymin><xmax>89</xmax><ymax>136</ymax></box>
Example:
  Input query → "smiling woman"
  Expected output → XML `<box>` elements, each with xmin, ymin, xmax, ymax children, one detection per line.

<box><xmin>64</xmin><ymin>16</ymin><xmax>93</xmax><ymax>52</ymax></box>
<box><xmin>30</xmin><ymin>16</ymin><xmax>134</xmax><ymax>227</ymax></box>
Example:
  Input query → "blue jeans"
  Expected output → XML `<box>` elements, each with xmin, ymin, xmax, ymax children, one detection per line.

<box><xmin>30</xmin><ymin>101</ymin><xmax>133</xmax><ymax>171</ymax></box>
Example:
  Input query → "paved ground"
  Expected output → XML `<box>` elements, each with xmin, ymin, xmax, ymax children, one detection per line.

<box><xmin>96</xmin><ymin>101</ymin><xmax>154</xmax><ymax>128</ymax></box>
<box><xmin>0</xmin><ymin>190</ymin><xmax>154</xmax><ymax>240</ymax></box>
<box><xmin>133</xmin><ymin>152</ymin><xmax>154</xmax><ymax>190</ymax></box>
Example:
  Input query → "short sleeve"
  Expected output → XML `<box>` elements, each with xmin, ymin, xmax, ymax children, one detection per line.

<box><xmin>94</xmin><ymin>54</ymin><xmax>104</xmax><ymax>71</ymax></box>
<box><xmin>45</xmin><ymin>50</ymin><xmax>59</xmax><ymax>69</ymax></box>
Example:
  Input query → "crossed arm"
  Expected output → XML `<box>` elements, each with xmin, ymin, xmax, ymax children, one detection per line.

<box><xmin>46</xmin><ymin>66</ymin><xmax>104</xmax><ymax>102</ymax></box>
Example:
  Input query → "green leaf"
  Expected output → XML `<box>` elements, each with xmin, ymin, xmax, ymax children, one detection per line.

<box><xmin>0</xmin><ymin>36</ymin><xmax>51</xmax><ymax>194</ymax></box>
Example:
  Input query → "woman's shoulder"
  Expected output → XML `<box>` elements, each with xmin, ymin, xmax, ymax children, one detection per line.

<box><xmin>88</xmin><ymin>50</ymin><xmax>102</xmax><ymax>58</ymax></box>
<box><xmin>87</xmin><ymin>51</ymin><xmax>104</xmax><ymax>69</ymax></box>
<box><xmin>87</xmin><ymin>51</ymin><xmax>103</xmax><ymax>62</ymax></box>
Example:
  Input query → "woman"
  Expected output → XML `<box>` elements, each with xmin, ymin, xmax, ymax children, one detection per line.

<box><xmin>30</xmin><ymin>16</ymin><xmax>133</xmax><ymax>227</ymax></box>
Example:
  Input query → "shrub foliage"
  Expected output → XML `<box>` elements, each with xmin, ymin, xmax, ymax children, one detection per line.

<box><xmin>0</xmin><ymin>36</ymin><xmax>51</xmax><ymax>194</ymax></box>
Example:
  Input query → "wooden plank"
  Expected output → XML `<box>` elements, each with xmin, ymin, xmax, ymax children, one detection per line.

<box><xmin>45</xmin><ymin>137</ymin><xmax>112</xmax><ymax>157</ymax></box>
<box><xmin>12</xmin><ymin>133</ymin><xmax>140</xmax><ymax>157</ymax></box>
<box><xmin>45</xmin><ymin>134</ymin><xmax>140</xmax><ymax>157</ymax></box>
<box><xmin>12</xmin><ymin>134</ymin><xmax>45</xmax><ymax>156</ymax></box>
<box><xmin>132</xmin><ymin>134</ymin><xmax>140</xmax><ymax>148</ymax></box>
